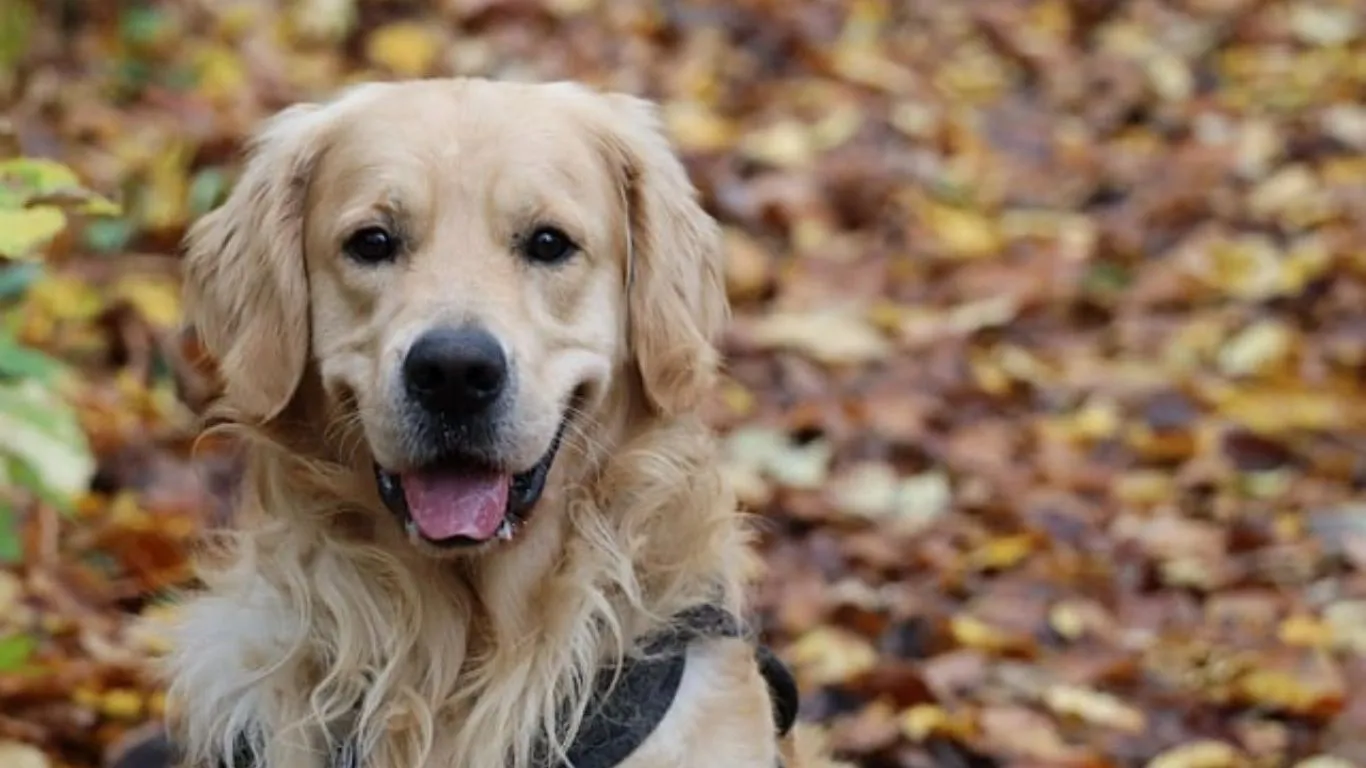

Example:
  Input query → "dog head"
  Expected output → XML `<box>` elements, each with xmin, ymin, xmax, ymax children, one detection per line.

<box><xmin>182</xmin><ymin>79</ymin><xmax>727</xmax><ymax>555</ymax></box>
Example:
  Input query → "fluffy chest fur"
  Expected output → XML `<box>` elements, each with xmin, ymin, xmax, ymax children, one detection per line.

<box><xmin>166</xmin><ymin>423</ymin><xmax>753</xmax><ymax>768</ymax></box>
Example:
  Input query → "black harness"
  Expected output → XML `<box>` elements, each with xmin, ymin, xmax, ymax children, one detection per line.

<box><xmin>209</xmin><ymin>604</ymin><xmax>798</xmax><ymax>768</ymax></box>
<box><xmin>538</xmin><ymin>604</ymin><xmax>799</xmax><ymax>768</ymax></box>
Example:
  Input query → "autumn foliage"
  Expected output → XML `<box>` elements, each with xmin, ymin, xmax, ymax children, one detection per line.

<box><xmin>2</xmin><ymin>0</ymin><xmax>1366</xmax><ymax>766</ymax></box>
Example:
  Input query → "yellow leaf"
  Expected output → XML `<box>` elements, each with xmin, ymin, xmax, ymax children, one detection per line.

<box><xmin>140</xmin><ymin>140</ymin><xmax>192</xmax><ymax>232</ymax></box>
<box><xmin>831</xmin><ymin>45</ymin><xmax>917</xmax><ymax>93</ymax></box>
<box><xmin>1146</xmin><ymin>740</ymin><xmax>1241</xmax><ymax>768</ymax></box>
<box><xmin>664</xmin><ymin>101</ymin><xmax>738</xmax><ymax>153</ymax></box>
<box><xmin>286</xmin><ymin>0</ymin><xmax>356</xmax><ymax>43</ymax></box>
<box><xmin>545</xmin><ymin>0</ymin><xmax>598</xmax><ymax>15</ymax></box>
<box><xmin>1209</xmin><ymin>385</ymin><xmax>1356</xmax><ymax>434</ymax></box>
<box><xmin>950</xmin><ymin>615</ymin><xmax>1028</xmax><ymax>654</ymax></box>
<box><xmin>72</xmin><ymin>686</ymin><xmax>101</xmax><ymax>709</ymax></box>
<box><xmin>811</xmin><ymin>102</ymin><xmax>864</xmax><ymax>150</ymax></box>
<box><xmin>1295</xmin><ymin>756</ymin><xmax>1356</xmax><ymax>768</ymax></box>
<box><xmin>1324</xmin><ymin>601</ymin><xmax>1366</xmax><ymax>654</ymax></box>
<box><xmin>26</xmin><ymin>274</ymin><xmax>104</xmax><ymax>322</ymax></box>
<box><xmin>0</xmin><ymin>206</ymin><xmax>65</xmax><ymax>259</ymax></box>
<box><xmin>112</xmin><ymin>274</ymin><xmax>182</xmax><ymax>329</ymax></box>
<box><xmin>748</xmin><ymin>308</ymin><xmax>892</xmax><ymax>365</ymax></box>
<box><xmin>148</xmin><ymin>690</ymin><xmax>168</xmax><ymax>717</ymax></box>
<box><xmin>718</xmin><ymin>381</ymin><xmax>755</xmax><ymax>417</ymax></box>
<box><xmin>365</xmin><ymin>22</ymin><xmax>441</xmax><ymax>77</ymax></box>
<box><xmin>1048</xmin><ymin>601</ymin><xmax>1088</xmax><ymax>641</ymax></box>
<box><xmin>0</xmin><ymin>741</ymin><xmax>48</xmax><ymax>768</ymax></box>
<box><xmin>899</xmin><ymin>704</ymin><xmax>976</xmax><ymax>742</ymax></box>
<box><xmin>1066</xmin><ymin>397</ymin><xmax>1122</xmax><ymax>441</ymax></box>
<box><xmin>1044</xmin><ymin>684</ymin><xmax>1147</xmax><ymax>733</ymax></box>
<box><xmin>1279</xmin><ymin>614</ymin><xmax>1333</xmax><ymax>648</ymax></box>
<box><xmin>194</xmin><ymin>44</ymin><xmax>248</xmax><ymax>104</ymax></box>
<box><xmin>1218</xmin><ymin>320</ymin><xmax>1294</xmax><ymax>378</ymax></box>
<box><xmin>921</xmin><ymin>201</ymin><xmax>1001</xmax><ymax>260</ymax></box>
<box><xmin>739</xmin><ymin>121</ymin><xmax>817</xmax><ymax>168</ymax></box>
<box><xmin>0</xmin><ymin>157</ymin><xmax>80</xmax><ymax>196</ymax></box>
<box><xmin>1114</xmin><ymin>470</ymin><xmax>1177</xmax><ymax>506</ymax></box>
<box><xmin>891</xmin><ymin>102</ymin><xmax>939</xmax><ymax>138</ymax></box>
<box><xmin>1198</xmin><ymin>235</ymin><xmax>1284</xmax><ymax>300</ymax></box>
<box><xmin>968</xmin><ymin>534</ymin><xmax>1036</xmax><ymax>572</ymax></box>
<box><xmin>722</xmin><ymin>228</ymin><xmax>771</xmax><ymax>301</ymax></box>
<box><xmin>1237</xmin><ymin>664</ymin><xmax>1343</xmax><ymax>715</ymax></box>
<box><xmin>100</xmin><ymin>688</ymin><xmax>144</xmax><ymax>720</ymax></box>
<box><xmin>784</xmin><ymin>626</ymin><xmax>878</xmax><ymax>686</ymax></box>
<box><xmin>1146</xmin><ymin>54</ymin><xmax>1193</xmax><ymax>101</ymax></box>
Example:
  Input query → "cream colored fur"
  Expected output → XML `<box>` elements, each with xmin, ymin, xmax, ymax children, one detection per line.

<box><xmin>168</xmin><ymin>78</ymin><xmax>830</xmax><ymax>768</ymax></box>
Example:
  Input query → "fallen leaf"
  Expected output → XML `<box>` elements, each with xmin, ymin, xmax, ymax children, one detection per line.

<box><xmin>746</xmin><ymin>309</ymin><xmax>892</xmax><ymax>365</ymax></box>
<box><xmin>785</xmin><ymin>626</ymin><xmax>878</xmax><ymax>687</ymax></box>
<box><xmin>0</xmin><ymin>379</ymin><xmax>95</xmax><ymax>504</ymax></box>
<box><xmin>978</xmin><ymin>705</ymin><xmax>1086</xmax><ymax>763</ymax></box>
<box><xmin>1146</xmin><ymin>741</ymin><xmax>1242</xmax><ymax>768</ymax></box>
<box><xmin>1043</xmin><ymin>684</ymin><xmax>1147</xmax><ymax>733</ymax></box>
<box><xmin>0</xmin><ymin>742</ymin><xmax>48</xmax><ymax>768</ymax></box>
<box><xmin>899</xmin><ymin>704</ymin><xmax>977</xmax><ymax>743</ymax></box>
<box><xmin>0</xmin><ymin>207</ymin><xmax>65</xmax><ymax>260</ymax></box>
<box><xmin>110</xmin><ymin>274</ymin><xmax>182</xmax><ymax>329</ymax></box>
<box><xmin>0</xmin><ymin>632</ymin><xmax>37</xmax><ymax>670</ymax></box>
<box><xmin>364</xmin><ymin>22</ymin><xmax>443</xmax><ymax>77</ymax></box>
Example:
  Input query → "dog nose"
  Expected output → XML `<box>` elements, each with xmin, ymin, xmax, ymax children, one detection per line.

<box><xmin>403</xmin><ymin>326</ymin><xmax>508</xmax><ymax>415</ymax></box>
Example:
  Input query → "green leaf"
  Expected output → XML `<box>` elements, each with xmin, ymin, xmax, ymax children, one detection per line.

<box><xmin>0</xmin><ymin>498</ymin><xmax>20</xmax><ymax>565</ymax></box>
<box><xmin>1084</xmin><ymin>261</ymin><xmax>1132</xmax><ymax>296</ymax></box>
<box><xmin>0</xmin><ymin>333</ymin><xmax>65</xmax><ymax>383</ymax></box>
<box><xmin>0</xmin><ymin>380</ymin><xmax>95</xmax><ymax>507</ymax></box>
<box><xmin>0</xmin><ymin>633</ymin><xmax>37</xmax><ymax>671</ymax></box>
<box><xmin>0</xmin><ymin>262</ymin><xmax>40</xmax><ymax>301</ymax></box>
<box><xmin>0</xmin><ymin>158</ymin><xmax>121</xmax><ymax>218</ymax></box>
<box><xmin>0</xmin><ymin>157</ymin><xmax>82</xmax><ymax>198</ymax></box>
<box><xmin>84</xmin><ymin>217</ymin><xmax>136</xmax><ymax>253</ymax></box>
<box><xmin>0</xmin><ymin>206</ymin><xmax>66</xmax><ymax>260</ymax></box>
<box><xmin>0</xmin><ymin>183</ymin><xmax>26</xmax><ymax>210</ymax></box>
<box><xmin>188</xmin><ymin>168</ymin><xmax>228</xmax><ymax>217</ymax></box>
<box><xmin>0</xmin><ymin>0</ymin><xmax>34</xmax><ymax>71</ymax></box>
<box><xmin>119</xmin><ymin>5</ymin><xmax>167</xmax><ymax>48</ymax></box>
<box><xmin>8</xmin><ymin>457</ymin><xmax>70</xmax><ymax>516</ymax></box>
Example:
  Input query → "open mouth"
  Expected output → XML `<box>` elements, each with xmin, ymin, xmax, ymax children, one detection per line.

<box><xmin>373</xmin><ymin>416</ymin><xmax>570</xmax><ymax>548</ymax></box>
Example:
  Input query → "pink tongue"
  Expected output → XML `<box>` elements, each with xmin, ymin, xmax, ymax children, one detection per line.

<box><xmin>401</xmin><ymin>470</ymin><xmax>510</xmax><ymax>541</ymax></box>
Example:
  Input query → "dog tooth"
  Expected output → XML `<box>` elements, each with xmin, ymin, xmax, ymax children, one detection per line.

<box><xmin>496</xmin><ymin>520</ymin><xmax>514</xmax><ymax>541</ymax></box>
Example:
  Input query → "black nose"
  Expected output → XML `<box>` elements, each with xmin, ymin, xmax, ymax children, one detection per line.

<box><xmin>403</xmin><ymin>326</ymin><xmax>509</xmax><ymax>415</ymax></box>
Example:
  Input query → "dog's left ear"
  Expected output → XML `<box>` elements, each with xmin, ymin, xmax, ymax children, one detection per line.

<box><xmin>593</xmin><ymin>93</ymin><xmax>730</xmax><ymax>417</ymax></box>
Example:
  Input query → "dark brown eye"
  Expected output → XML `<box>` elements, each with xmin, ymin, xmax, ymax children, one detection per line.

<box><xmin>521</xmin><ymin>226</ymin><xmax>577</xmax><ymax>265</ymax></box>
<box><xmin>344</xmin><ymin>226</ymin><xmax>399</xmax><ymax>264</ymax></box>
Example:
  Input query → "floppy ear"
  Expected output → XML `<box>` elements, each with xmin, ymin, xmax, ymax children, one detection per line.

<box><xmin>181</xmin><ymin>104</ymin><xmax>327</xmax><ymax>423</ymax></box>
<box><xmin>596</xmin><ymin>94</ymin><xmax>730</xmax><ymax>417</ymax></box>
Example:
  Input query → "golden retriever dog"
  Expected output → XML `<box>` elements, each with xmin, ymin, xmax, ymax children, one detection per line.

<box><xmin>160</xmin><ymin>77</ymin><xmax>835</xmax><ymax>768</ymax></box>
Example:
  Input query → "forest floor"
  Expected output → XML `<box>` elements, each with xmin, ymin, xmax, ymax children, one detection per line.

<box><xmin>2</xmin><ymin>1</ymin><xmax>1366</xmax><ymax>766</ymax></box>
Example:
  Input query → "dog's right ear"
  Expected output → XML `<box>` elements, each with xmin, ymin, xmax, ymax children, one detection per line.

<box><xmin>181</xmin><ymin>103</ymin><xmax>328</xmax><ymax>423</ymax></box>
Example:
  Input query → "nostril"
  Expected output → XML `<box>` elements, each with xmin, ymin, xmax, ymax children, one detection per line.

<box><xmin>465</xmin><ymin>359</ymin><xmax>504</xmax><ymax>396</ymax></box>
<box><xmin>407</xmin><ymin>357</ymin><xmax>446</xmax><ymax>394</ymax></box>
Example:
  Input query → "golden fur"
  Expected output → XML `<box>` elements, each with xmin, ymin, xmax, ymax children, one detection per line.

<box><xmin>168</xmin><ymin>78</ymin><xmax>832</xmax><ymax>768</ymax></box>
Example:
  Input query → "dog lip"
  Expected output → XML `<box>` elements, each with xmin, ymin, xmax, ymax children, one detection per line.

<box><xmin>373</xmin><ymin>412</ymin><xmax>571</xmax><ymax>547</ymax></box>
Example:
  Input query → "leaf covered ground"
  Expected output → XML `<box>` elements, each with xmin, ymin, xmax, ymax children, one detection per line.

<box><xmin>3</xmin><ymin>0</ymin><xmax>1366</xmax><ymax>766</ymax></box>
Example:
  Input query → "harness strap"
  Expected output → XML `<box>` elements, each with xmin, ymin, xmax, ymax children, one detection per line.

<box><xmin>547</xmin><ymin>604</ymin><xmax>797</xmax><ymax>768</ymax></box>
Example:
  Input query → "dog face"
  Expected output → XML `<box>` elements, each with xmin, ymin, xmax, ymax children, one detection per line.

<box><xmin>182</xmin><ymin>79</ymin><xmax>727</xmax><ymax>555</ymax></box>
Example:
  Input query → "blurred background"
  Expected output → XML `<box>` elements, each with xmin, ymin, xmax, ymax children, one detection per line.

<box><xmin>2</xmin><ymin>0</ymin><xmax>1365</xmax><ymax>766</ymax></box>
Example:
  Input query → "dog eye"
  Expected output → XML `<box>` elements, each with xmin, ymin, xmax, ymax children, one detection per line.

<box><xmin>344</xmin><ymin>227</ymin><xmax>400</xmax><ymax>264</ymax></box>
<box><xmin>520</xmin><ymin>226</ymin><xmax>577</xmax><ymax>265</ymax></box>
